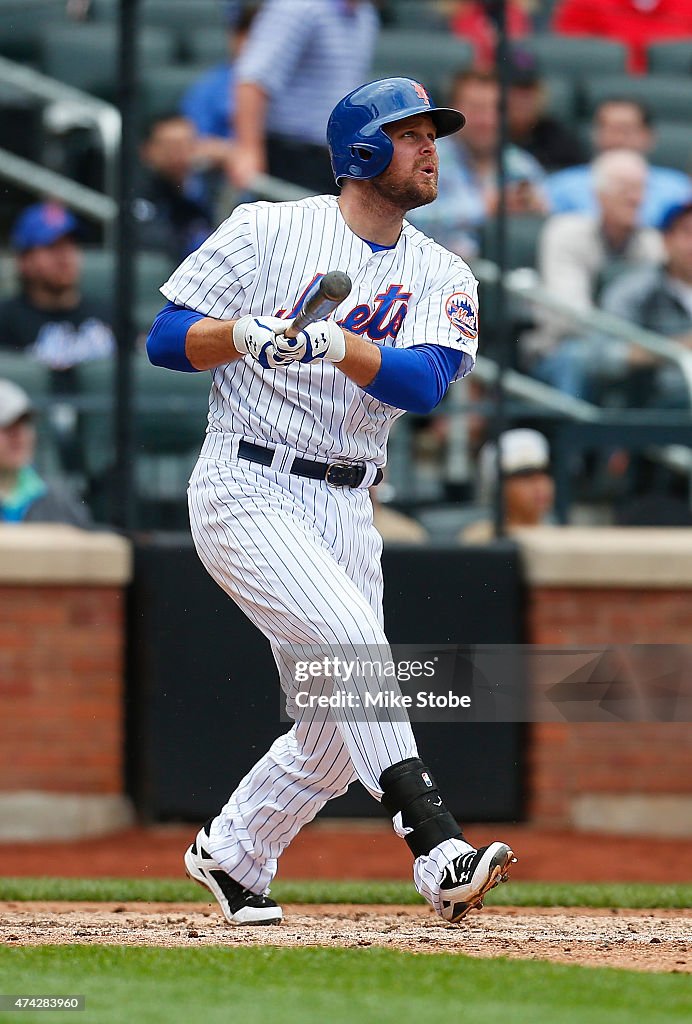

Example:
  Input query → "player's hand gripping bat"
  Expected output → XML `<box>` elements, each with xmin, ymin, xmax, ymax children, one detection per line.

<box><xmin>284</xmin><ymin>271</ymin><xmax>352</xmax><ymax>339</ymax></box>
<box><xmin>276</xmin><ymin>271</ymin><xmax>352</xmax><ymax>363</ymax></box>
<box><xmin>233</xmin><ymin>272</ymin><xmax>352</xmax><ymax>367</ymax></box>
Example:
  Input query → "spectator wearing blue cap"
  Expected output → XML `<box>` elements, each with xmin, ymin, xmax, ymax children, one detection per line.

<box><xmin>0</xmin><ymin>202</ymin><xmax>115</xmax><ymax>378</ymax></box>
<box><xmin>597</xmin><ymin>200</ymin><xmax>692</xmax><ymax>407</ymax></box>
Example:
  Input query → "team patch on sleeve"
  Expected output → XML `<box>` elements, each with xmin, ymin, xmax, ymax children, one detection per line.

<box><xmin>445</xmin><ymin>292</ymin><xmax>478</xmax><ymax>340</ymax></box>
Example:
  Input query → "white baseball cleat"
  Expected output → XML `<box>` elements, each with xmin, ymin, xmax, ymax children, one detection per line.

<box><xmin>438</xmin><ymin>841</ymin><xmax>517</xmax><ymax>923</ymax></box>
<box><xmin>184</xmin><ymin>821</ymin><xmax>283</xmax><ymax>926</ymax></box>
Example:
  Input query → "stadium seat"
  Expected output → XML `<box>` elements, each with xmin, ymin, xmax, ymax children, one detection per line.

<box><xmin>137</xmin><ymin>354</ymin><xmax>211</xmax><ymax>522</ymax></box>
<box><xmin>389</xmin><ymin>0</ymin><xmax>448</xmax><ymax>30</ymax></box>
<box><xmin>480</xmin><ymin>214</ymin><xmax>546</xmax><ymax>271</ymax></box>
<box><xmin>520</xmin><ymin>36</ymin><xmax>628</xmax><ymax>78</ymax></box>
<box><xmin>650</xmin><ymin>122</ymin><xmax>692</xmax><ymax>175</ymax></box>
<box><xmin>76</xmin><ymin>353</ymin><xmax>210</xmax><ymax>522</ymax></box>
<box><xmin>0</xmin><ymin>0</ymin><xmax>68</xmax><ymax>62</ymax></box>
<box><xmin>543</xmin><ymin>76</ymin><xmax>576</xmax><ymax>122</ymax></box>
<box><xmin>134</xmin><ymin>252</ymin><xmax>176</xmax><ymax>335</ymax></box>
<box><xmin>372</xmin><ymin>30</ymin><xmax>473</xmax><ymax>98</ymax></box>
<box><xmin>139</xmin><ymin>65</ymin><xmax>209</xmax><ymax>124</ymax></box>
<box><xmin>39</xmin><ymin>24</ymin><xmax>177</xmax><ymax>99</ymax></box>
<box><xmin>582</xmin><ymin>75</ymin><xmax>692</xmax><ymax>123</ymax></box>
<box><xmin>133</xmin><ymin>354</ymin><xmax>211</xmax><ymax>455</ymax></box>
<box><xmin>647</xmin><ymin>40</ymin><xmax>692</xmax><ymax>76</ymax></box>
<box><xmin>91</xmin><ymin>0</ymin><xmax>225</xmax><ymax>30</ymax></box>
<box><xmin>79</xmin><ymin>250</ymin><xmax>174</xmax><ymax>335</ymax></box>
<box><xmin>73</xmin><ymin>357</ymin><xmax>114</xmax><ymax>484</ymax></box>
<box><xmin>0</xmin><ymin>351</ymin><xmax>50</xmax><ymax>401</ymax></box>
<box><xmin>184</xmin><ymin>27</ymin><xmax>229</xmax><ymax>67</ymax></box>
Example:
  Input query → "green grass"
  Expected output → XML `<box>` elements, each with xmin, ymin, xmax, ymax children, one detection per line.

<box><xmin>0</xmin><ymin>946</ymin><xmax>688</xmax><ymax>1024</ymax></box>
<box><xmin>0</xmin><ymin>877</ymin><xmax>690</xmax><ymax>908</ymax></box>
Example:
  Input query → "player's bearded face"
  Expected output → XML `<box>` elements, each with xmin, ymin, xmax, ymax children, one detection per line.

<box><xmin>374</xmin><ymin>115</ymin><xmax>439</xmax><ymax>211</ymax></box>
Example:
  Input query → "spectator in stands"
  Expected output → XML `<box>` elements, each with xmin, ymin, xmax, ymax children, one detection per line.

<box><xmin>180</xmin><ymin>4</ymin><xmax>258</xmax><ymax>173</ymax></box>
<box><xmin>546</xmin><ymin>99</ymin><xmax>691</xmax><ymax>228</ymax></box>
<box><xmin>0</xmin><ymin>379</ymin><xmax>90</xmax><ymax>526</ymax></box>
<box><xmin>461</xmin><ymin>428</ymin><xmax>555</xmax><ymax>542</ymax></box>
<box><xmin>228</xmin><ymin>0</ymin><xmax>378</xmax><ymax>194</ymax></box>
<box><xmin>506</xmin><ymin>49</ymin><xmax>587</xmax><ymax>172</ymax></box>
<box><xmin>0</xmin><ymin>203</ymin><xmax>115</xmax><ymax>379</ymax></box>
<box><xmin>598</xmin><ymin>200</ymin><xmax>692</xmax><ymax>407</ymax></box>
<box><xmin>409</xmin><ymin>70</ymin><xmax>547</xmax><ymax>259</ymax></box>
<box><xmin>552</xmin><ymin>0</ymin><xmax>692</xmax><ymax>74</ymax></box>
<box><xmin>523</xmin><ymin>150</ymin><xmax>664</xmax><ymax>398</ymax></box>
<box><xmin>135</xmin><ymin>114</ymin><xmax>214</xmax><ymax>262</ymax></box>
<box><xmin>447</xmin><ymin>0</ymin><xmax>530</xmax><ymax>69</ymax></box>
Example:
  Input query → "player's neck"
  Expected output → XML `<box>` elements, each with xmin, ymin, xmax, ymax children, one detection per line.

<box><xmin>337</xmin><ymin>189</ymin><xmax>404</xmax><ymax>248</ymax></box>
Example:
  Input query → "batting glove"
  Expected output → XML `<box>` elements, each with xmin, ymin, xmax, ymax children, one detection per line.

<box><xmin>274</xmin><ymin>320</ymin><xmax>346</xmax><ymax>364</ymax></box>
<box><xmin>233</xmin><ymin>315</ymin><xmax>295</xmax><ymax>370</ymax></box>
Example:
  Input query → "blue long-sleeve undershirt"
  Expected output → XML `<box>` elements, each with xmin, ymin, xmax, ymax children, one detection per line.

<box><xmin>146</xmin><ymin>303</ymin><xmax>464</xmax><ymax>412</ymax></box>
<box><xmin>362</xmin><ymin>342</ymin><xmax>463</xmax><ymax>414</ymax></box>
<box><xmin>146</xmin><ymin>301</ymin><xmax>204</xmax><ymax>372</ymax></box>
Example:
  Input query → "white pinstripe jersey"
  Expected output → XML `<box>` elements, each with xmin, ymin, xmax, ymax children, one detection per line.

<box><xmin>161</xmin><ymin>195</ymin><xmax>479</xmax><ymax>466</ymax></box>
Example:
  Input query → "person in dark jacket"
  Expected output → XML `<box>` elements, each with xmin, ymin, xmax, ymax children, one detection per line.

<box><xmin>506</xmin><ymin>49</ymin><xmax>587</xmax><ymax>172</ymax></box>
<box><xmin>135</xmin><ymin>114</ymin><xmax>215</xmax><ymax>262</ymax></box>
<box><xmin>0</xmin><ymin>379</ymin><xmax>91</xmax><ymax>526</ymax></box>
<box><xmin>598</xmin><ymin>200</ymin><xmax>692</xmax><ymax>406</ymax></box>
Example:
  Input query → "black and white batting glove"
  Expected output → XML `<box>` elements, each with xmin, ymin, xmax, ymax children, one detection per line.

<box><xmin>274</xmin><ymin>320</ymin><xmax>346</xmax><ymax>364</ymax></box>
<box><xmin>233</xmin><ymin>315</ymin><xmax>296</xmax><ymax>370</ymax></box>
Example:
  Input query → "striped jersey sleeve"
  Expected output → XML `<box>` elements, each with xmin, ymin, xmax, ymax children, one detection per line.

<box><xmin>160</xmin><ymin>205</ymin><xmax>257</xmax><ymax>320</ymax></box>
<box><xmin>395</xmin><ymin>234</ymin><xmax>479</xmax><ymax>381</ymax></box>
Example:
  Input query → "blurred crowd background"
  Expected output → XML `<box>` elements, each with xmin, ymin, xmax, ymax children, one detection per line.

<box><xmin>1</xmin><ymin>0</ymin><xmax>692</xmax><ymax>539</ymax></box>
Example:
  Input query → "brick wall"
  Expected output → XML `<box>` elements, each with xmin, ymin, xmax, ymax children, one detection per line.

<box><xmin>518</xmin><ymin>529</ymin><xmax>692</xmax><ymax>833</ymax></box>
<box><xmin>0</xmin><ymin>586</ymin><xmax>125</xmax><ymax>794</ymax></box>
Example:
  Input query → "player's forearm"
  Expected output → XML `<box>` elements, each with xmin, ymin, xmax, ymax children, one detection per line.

<box><xmin>185</xmin><ymin>316</ymin><xmax>244</xmax><ymax>370</ymax></box>
<box><xmin>335</xmin><ymin>330</ymin><xmax>383</xmax><ymax>387</ymax></box>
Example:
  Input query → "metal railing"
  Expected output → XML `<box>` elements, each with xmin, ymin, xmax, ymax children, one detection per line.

<box><xmin>0</xmin><ymin>146</ymin><xmax>117</xmax><ymax>223</ymax></box>
<box><xmin>475</xmin><ymin>260</ymin><xmax>692</xmax><ymax>408</ymax></box>
<box><xmin>0</xmin><ymin>55</ymin><xmax>120</xmax><ymax>240</ymax></box>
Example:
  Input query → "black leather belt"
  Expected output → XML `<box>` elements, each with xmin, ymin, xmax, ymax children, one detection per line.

<box><xmin>238</xmin><ymin>440</ymin><xmax>383</xmax><ymax>488</ymax></box>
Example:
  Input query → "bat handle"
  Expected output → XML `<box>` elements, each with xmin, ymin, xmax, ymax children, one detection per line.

<box><xmin>283</xmin><ymin>320</ymin><xmax>302</xmax><ymax>340</ymax></box>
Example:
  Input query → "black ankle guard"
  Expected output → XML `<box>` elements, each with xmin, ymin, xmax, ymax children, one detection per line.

<box><xmin>379</xmin><ymin>757</ymin><xmax>463</xmax><ymax>858</ymax></box>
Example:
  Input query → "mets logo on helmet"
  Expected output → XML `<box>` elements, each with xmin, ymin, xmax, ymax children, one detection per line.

<box><xmin>445</xmin><ymin>292</ymin><xmax>478</xmax><ymax>340</ymax></box>
<box><xmin>413</xmin><ymin>82</ymin><xmax>430</xmax><ymax>104</ymax></box>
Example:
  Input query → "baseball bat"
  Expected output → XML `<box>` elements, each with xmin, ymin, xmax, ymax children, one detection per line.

<box><xmin>284</xmin><ymin>271</ymin><xmax>352</xmax><ymax>339</ymax></box>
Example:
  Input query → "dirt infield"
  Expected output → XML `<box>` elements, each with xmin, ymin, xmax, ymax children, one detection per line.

<box><xmin>0</xmin><ymin>902</ymin><xmax>689</xmax><ymax>973</ymax></box>
<box><xmin>2</xmin><ymin>822</ymin><xmax>692</xmax><ymax>882</ymax></box>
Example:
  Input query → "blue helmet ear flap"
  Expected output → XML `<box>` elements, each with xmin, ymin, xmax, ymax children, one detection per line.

<box><xmin>342</xmin><ymin>132</ymin><xmax>393</xmax><ymax>182</ymax></box>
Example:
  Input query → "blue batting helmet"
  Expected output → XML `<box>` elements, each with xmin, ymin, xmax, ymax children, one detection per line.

<box><xmin>327</xmin><ymin>77</ymin><xmax>465</xmax><ymax>186</ymax></box>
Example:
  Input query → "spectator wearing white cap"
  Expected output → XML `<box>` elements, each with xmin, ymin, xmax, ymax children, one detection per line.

<box><xmin>0</xmin><ymin>380</ymin><xmax>91</xmax><ymax>526</ymax></box>
<box><xmin>461</xmin><ymin>428</ymin><xmax>555</xmax><ymax>543</ymax></box>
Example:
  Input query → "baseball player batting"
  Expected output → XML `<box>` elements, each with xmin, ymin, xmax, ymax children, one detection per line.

<box><xmin>147</xmin><ymin>77</ymin><xmax>516</xmax><ymax>927</ymax></box>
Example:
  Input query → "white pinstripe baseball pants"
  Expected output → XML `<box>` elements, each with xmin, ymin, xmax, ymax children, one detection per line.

<box><xmin>187</xmin><ymin>441</ymin><xmax>470</xmax><ymax>904</ymax></box>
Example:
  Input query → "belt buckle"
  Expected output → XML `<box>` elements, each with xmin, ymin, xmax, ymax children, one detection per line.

<box><xmin>325</xmin><ymin>461</ymin><xmax>357</xmax><ymax>486</ymax></box>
